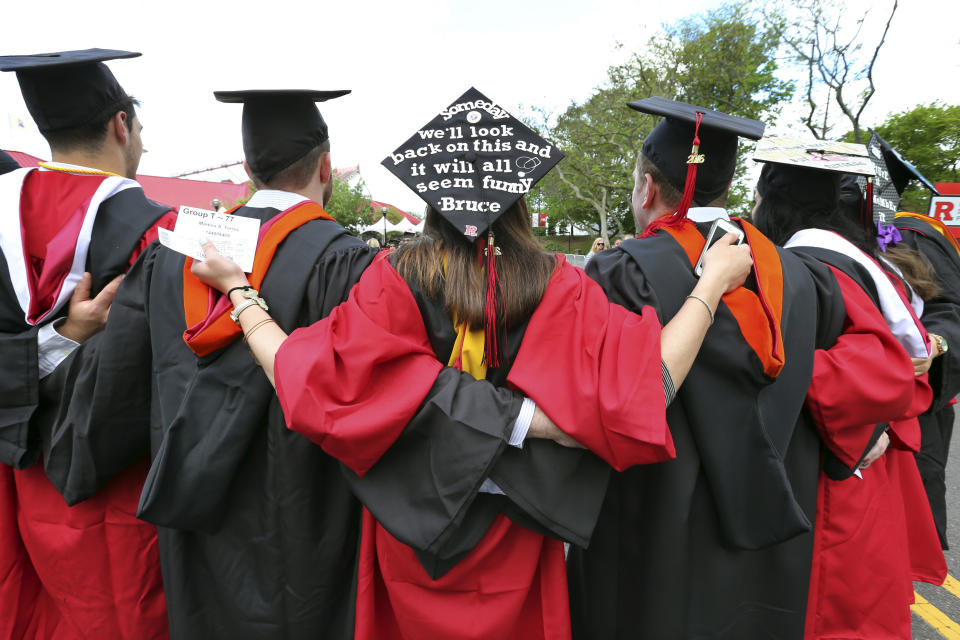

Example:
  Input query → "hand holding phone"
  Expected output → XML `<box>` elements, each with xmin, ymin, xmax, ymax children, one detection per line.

<box><xmin>694</xmin><ymin>218</ymin><xmax>746</xmax><ymax>277</ymax></box>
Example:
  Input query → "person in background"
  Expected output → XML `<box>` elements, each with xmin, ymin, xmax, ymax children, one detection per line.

<box><xmin>583</xmin><ymin>236</ymin><xmax>605</xmax><ymax>266</ymax></box>
<box><xmin>752</xmin><ymin>154</ymin><xmax>946</xmax><ymax>639</ymax></box>
<box><xmin>366</xmin><ymin>236</ymin><xmax>381</xmax><ymax>249</ymax></box>
<box><xmin>0</xmin><ymin>48</ymin><xmax>174</xmax><ymax>640</ymax></box>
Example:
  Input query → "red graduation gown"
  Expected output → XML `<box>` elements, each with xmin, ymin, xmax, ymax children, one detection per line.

<box><xmin>803</xmin><ymin>267</ymin><xmax>946</xmax><ymax>640</ymax></box>
<box><xmin>0</xmin><ymin>169</ymin><xmax>174</xmax><ymax>640</ymax></box>
<box><xmin>275</xmin><ymin>254</ymin><xmax>673</xmax><ymax>640</ymax></box>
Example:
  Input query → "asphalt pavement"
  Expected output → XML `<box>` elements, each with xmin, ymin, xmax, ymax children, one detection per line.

<box><xmin>911</xmin><ymin>409</ymin><xmax>960</xmax><ymax>639</ymax></box>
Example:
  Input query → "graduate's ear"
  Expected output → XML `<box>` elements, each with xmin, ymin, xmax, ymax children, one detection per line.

<box><xmin>112</xmin><ymin>111</ymin><xmax>129</xmax><ymax>145</ymax></box>
<box><xmin>242</xmin><ymin>160</ymin><xmax>254</xmax><ymax>182</ymax></box>
<box><xmin>317</xmin><ymin>151</ymin><xmax>332</xmax><ymax>184</ymax></box>
<box><xmin>642</xmin><ymin>172</ymin><xmax>656</xmax><ymax>209</ymax></box>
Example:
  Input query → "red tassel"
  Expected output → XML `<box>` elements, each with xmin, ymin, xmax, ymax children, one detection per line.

<box><xmin>483</xmin><ymin>232</ymin><xmax>502</xmax><ymax>368</ymax></box>
<box><xmin>640</xmin><ymin>112</ymin><xmax>705</xmax><ymax>239</ymax></box>
<box><xmin>864</xmin><ymin>177</ymin><xmax>874</xmax><ymax>232</ymax></box>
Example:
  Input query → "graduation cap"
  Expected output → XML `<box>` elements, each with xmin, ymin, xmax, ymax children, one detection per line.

<box><xmin>0</xmin><ymin>150</ymin><xmax>19</xmax><ymax>176</ymax></box>
<box><xmin>381</xmin><ymin>87</ymin><xmax>564</xmax><ymax>241</ymax></box>
<box><xmin>754</xmin><ymin>136</ymin><xmax>875</xmax><ymax>219</ymax></box>
<box><xmin>214</xmin><ymin>89</ymin><xmax>350</xmax><ymax>184</ymax></box>
<box><xmin>0</xmin><ymin>49</ymin><xmax>139</xmax><ymax>133</ymax></box>
<box><xmin>628</xmin><ymin>97</ymin><xmax>764</xmax><ymax>229</ymax></box>
<box><xmin>868</xmin><ymin>129</ymin><xmax>939</xmax><ymax>196</ymax></box>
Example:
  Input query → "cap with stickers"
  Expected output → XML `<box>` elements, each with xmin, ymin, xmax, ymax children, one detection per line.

<box><xmin>754</xmin><ymin>136</ymin><xmax>874</xmax><ymax>214</ymax></box>
<box><xmin>627</xmin><ymin>97</ymin><xmax>764</xmax><ymax>235</ymax></box>
<box><xmin>214</xmin><ymin>89</ymin><xmax>350</xmax><ymax>185</ymax></box>
<box><xmin>0</xmin><ymin>48</ymin><xmax>140</xmax><ymax>133</ymax></box>
<box><xmin>381</xmin><ymin>86</ymin><xmax>564</xmax><ymax>241</ymax></box>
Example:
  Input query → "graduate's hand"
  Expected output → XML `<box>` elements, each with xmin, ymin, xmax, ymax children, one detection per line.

<box><xmin>527</xmin><ymin>406</ymin><xmax>584</xmax><ymax>449</ymax></box>
<box><xmin>191</xmin><ymin>240</ymin><xmax>249</xmax><ymax>295</ymax></box>
<box><xmin>859</xmin><ymin>431</ymin><xmax>890</xmax><ymax>469</ymax></box>
<box><xmin>57</xmin><ymin>272</ymin><xmax>123</xmax><ymax>343</ymax></box>
<box><xmin>912</xmin><ymin>354</ymin><xmax>934</xmax><ymax>376</ymax></box>
<box><xmin>699</xmin><ymin>233</ymin><xmax>753</xmax><ymax>294</ymax></box>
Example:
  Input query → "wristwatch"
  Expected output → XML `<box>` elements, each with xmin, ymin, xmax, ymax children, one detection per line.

<box><xmin>229</xmin><ymin>287</ymin><xmax>269</xmax><ymax>325</ymax></box>
<box><xmin>931</xmin><ymin>333</ymin><xmax>948</xmax><ymax>356</ymax></box>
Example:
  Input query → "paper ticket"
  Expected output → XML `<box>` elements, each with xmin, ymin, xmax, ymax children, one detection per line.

<box><xmin>166</xmin><ymin>205</ymin><xmax>260</xmax><ymax>272</ymax></box>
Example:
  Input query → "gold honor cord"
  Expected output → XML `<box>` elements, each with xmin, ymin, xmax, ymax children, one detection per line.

<box><xmin>38</xmin><ymin>161</ymin><xmax>120</xmax><ymax>178</ymax></box>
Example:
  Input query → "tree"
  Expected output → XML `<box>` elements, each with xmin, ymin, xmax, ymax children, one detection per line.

<box><xmin>771</xmin><ymin>0</ymin><xmax>898</xmax><ymax>142</ymax></box>
<box><xmin>869</xmin><ymin>102</ymin><xmax>960</xmax><ymax>213</ymax></box>
<box><xmin>535</xmin><ymin>2</ymin><xmax>793</xmax><ymax>239</ymax></box>
<box><xmin>325</xmin><ymin>175</ymin><xmax>374</xmax><ymax>232</ymax></box>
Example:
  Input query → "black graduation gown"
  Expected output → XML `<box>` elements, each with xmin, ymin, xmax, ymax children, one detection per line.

<box><xmin>894</xmin><ymin>215</ymin><xmax>960</xmax><ymax>548</ymax></box>
<box><xmin>569</xmin><ymin>226</ymin><xmax>846</xmax><ymax>640</ymax></box>
<box><xmin>0</xmin><ymin>184</ymin><xmax>170</xmax><ymax>469</ymax></box>
<box><xmin>42</xmin><ymin>204</ymin><xmax>375</xmax><ymax>639</ymax></box>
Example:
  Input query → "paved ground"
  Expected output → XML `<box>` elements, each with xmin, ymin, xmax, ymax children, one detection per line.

<box><xmin>911</xmin><ymin>410</ymin><xmax>960</xmax><ymax>639</ymax></box>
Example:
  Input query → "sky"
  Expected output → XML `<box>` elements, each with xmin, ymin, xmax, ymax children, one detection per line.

<box><xmin>1</xmin><ymin>0</ymin><xmax>958</xmax><ymax>212</ymax></box>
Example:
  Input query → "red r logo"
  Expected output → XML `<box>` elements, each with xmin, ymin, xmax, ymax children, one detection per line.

<box><xmin>934</xmin><ymin>201</ymin><xmax>954</xmax><ymax>222</ymax></box>
<box><xmin>464</xmin><ymin>225</ymin><xmax>478</xmax><ymax>237</ymax></box>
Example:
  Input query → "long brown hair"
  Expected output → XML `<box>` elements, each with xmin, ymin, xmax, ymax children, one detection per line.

<box><xmin>393</xmin><ymin>197</ymin><xmax>557</xmax><ymax>330</ymax></box>
<box><xmin>883</xmin><ymin>246</ymin><xmax>940</xmax><ymax>301</ymax></box>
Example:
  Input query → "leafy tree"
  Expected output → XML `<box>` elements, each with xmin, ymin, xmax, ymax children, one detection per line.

<box><xmin>869</xmin><ymin>102</ymin><xmax>960</xmax><ymax>213</ymax></box>
<box><xmin>325</xmin><ymin>175</ymin><xmax>374</xmax><ymax>232</ymax></box>
<box><xmin>535</xmin><ymin>2</ymin><xmax>792</xmax><ymax>239</ymax></box>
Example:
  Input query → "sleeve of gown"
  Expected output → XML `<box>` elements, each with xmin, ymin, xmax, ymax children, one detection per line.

<box><xmin>34</xmin><ymin>246</ymin><xmax>157</xmax><ymax>505</ymax></box>
<box><xmin>341</xmin><ymin>366</ymin><xmax>522</xmax><ymax>556</ymax></box>
<box><xmin>910</xmin><ymin>232</ymin><xmax>960</xmax><ymax>412</ymax></box>
<box><xmin>275</xmin><ymin>255</ymin><xmax>447</xmax><ymax>476</ymax></box>
<box><xmin>507</xmin><ymin>254</ymin><xmax>674</xmax><ymax>471</ymax></box>
<box><xmin>0</xmin><ymin>324</ymin><xmax>41</xmax><ymax>469</ymax></box>
<box><xmin>806</xmin><ymin>266</ymin><xmax>917</xmax><ymax>468</ymax></box>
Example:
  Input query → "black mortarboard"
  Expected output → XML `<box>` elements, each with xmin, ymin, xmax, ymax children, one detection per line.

<box><xmin>756</xmin><ymin>163</ymin><xmax>842</xmax><ymax>212</ymax></box>
<box><xmin>629</xmin><ymin>97</ymin><xmax>764</xmax><ymax>212</ymax></box>
<box><xmin>0</xmin><ymin>49</ymin><xmax>139</xmax><ymax>133</ymax></box>
<box><xmin>867</xmin><ymin>129</ymin><xmax>939</xmax><ymax>196</ymax></box>
<box><xmin>0</xmin><ymin>150</ymin><xmax>19</xmax><ymax>175</ymax></box>
<box><xmin>214</xmin><ymin>89</ymin><xmax>350</xmax><ymax>184</ymax></box>
<box><xmin>381</xmin><ymin>87</ymin><xmax>564</xmax><ymax>241</ymax></box>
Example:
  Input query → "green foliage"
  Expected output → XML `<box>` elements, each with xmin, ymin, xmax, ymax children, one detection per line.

<box><xmin>325</xmin><ymin>176</ymin><xmax>374</xmax><ymax>232</ymax></box>
<box><xmin>533</xmin><ymin>2</ymin><xmax>793</xmax><ymax>234</ymax></box>
<box><xmin>870</xmin><ymin>103</ymin><xmax>960</xmax><ymax>213</ymax></box>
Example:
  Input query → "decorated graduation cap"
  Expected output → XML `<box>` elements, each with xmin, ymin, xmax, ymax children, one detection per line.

<box><xmin>0</xmin><ymin>49</ymin><xmax>139</xmax><ymax>133</ymax></box>
<box><xmin>628</xmin><ymin>97</ymin><xmax>764</xmax><ymax>234</ymax></box>
<box><xmin>865</xmin><ymin>129</ymin><xmax>940</xmax><ymax>220</ymax></box>
<box><xmin>382</xmin><ymin>87</ymin><xmax>564</xmax><ymax>241</ymax></box>
<box><xmin>214</xmin><ymin>89</ymin><xmax>350</xmax><ymax>184</ymax></box>
<box><xmin>753</xmin><ymin>136</ymin><xmax>875</xmax><ymax>212</ymax></box>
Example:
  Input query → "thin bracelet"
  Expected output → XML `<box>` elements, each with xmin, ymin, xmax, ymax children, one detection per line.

<box><xmin>685</xmin><ymin>294</ymin><xmax>715</xmax><ymax>325</ymax></box>
<box><xmin>243</xmin><ymin>318</ymin><xmax>276</xmax><ymax>342</ymax></box>
<box><xmin>227</xmin><ymin>285</ymin><xmax>253</xmax><ymax>299</ymax></box>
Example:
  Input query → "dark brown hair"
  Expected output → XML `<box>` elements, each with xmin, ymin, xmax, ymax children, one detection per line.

<box><xmin>393</xmin><ymin>197</ymin><xmax>557</xmax><ymax>330</ymax></box>
<box><xmin>43</xmin><ymin>96</ymin><xmax>139</xmax><ymax>153</ymax></box>
<box><xmin>637</xmin><ymin>153</ymin><xmax>728</xmax><ymax>209</ymax></box>
<box><xmin>252</xmin><ymin>139</ymin><xmax>330</xmax><ymax>191</ymax></box>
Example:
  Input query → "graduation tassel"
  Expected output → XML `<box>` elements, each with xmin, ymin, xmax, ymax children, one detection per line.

<box><xmin>483</xmin><ymin>231</ymin><xmax>502</xmax><ymax>368</ymax></box>
<box><xmin>641</xmin><ymin>112</ymin><xmax>705</xmax><ymax>239</ymax></box>
<box><xmin>864</xmin><ymin>177</ymin><xmax>874</xmax><ymax>231</ymax></box>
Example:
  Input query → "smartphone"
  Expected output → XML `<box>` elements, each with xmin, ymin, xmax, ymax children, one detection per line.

<box><xmin>694</xmin><ymin>218</ymin><xmax>745</xmax><ymax>277</ymax></box>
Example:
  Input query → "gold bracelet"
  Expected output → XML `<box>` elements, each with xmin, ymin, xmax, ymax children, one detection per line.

<box><xmin>243</xmin><ymin>318</ymin><xmax>276</xmax><ymax>343</ymax></box>
<box><xmin>685</xmin><ymin>294</ymin><xmax>715</xmax><ymax>325</ymax></box>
